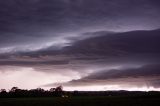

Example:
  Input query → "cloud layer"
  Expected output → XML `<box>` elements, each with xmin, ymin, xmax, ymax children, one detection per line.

<box><xmin>0</xmin><ymin>0</ymin><xmax>160</xmax><ymax>90</ymax></box>
<box><xmin>0</xmin><ymin>0</ymin><xmax>160</xmax><ymax>53</ymax></box>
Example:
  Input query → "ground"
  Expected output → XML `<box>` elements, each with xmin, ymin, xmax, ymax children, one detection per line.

<box><xmin>0</xmin><ymin>96</ymin><xmax>160</xmax><ymax>106</ymax></box>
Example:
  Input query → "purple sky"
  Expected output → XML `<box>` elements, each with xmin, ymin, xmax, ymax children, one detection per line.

<box><xmin>0</xmin><ymin>0</ymin><xmax>160</xmax><ymax>91</ymax></box>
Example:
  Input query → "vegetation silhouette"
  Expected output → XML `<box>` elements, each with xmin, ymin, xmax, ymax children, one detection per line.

<box><xmin>1</xmin><ymin>86</ymin><xmax>160</xmax><ymax>98</ymax></box>
<box><xmin>1</xmin><ymin>87</ymin><xmax>160</xmax><ymax>106</ymax></box>
<box><xmin>0</xmin><ymin>86</ymin><xmax>64</xmax><ymax>98</ymax></box>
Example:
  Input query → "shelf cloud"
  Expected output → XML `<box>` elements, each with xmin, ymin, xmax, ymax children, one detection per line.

<box><xmin>0</xmin><ymin>0</ymin><xmax>160</xmax><ymax>90</ymax></box>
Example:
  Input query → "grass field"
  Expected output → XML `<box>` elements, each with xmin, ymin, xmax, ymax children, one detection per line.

<box><xmin>0</xmin><ymin>96</ymin><xmax>160</xmax><ymax>106</ymax></box>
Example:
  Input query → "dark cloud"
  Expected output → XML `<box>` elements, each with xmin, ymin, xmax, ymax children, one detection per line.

<box><xmin>46</xmin><ymin>64</ymin><xmax>160</xmax><ymax>88</ymax></box>
<box><xmin>85</xmin><ymin>64</ymin><xmax>160</xmax><ymax>79</ymax></box>
<box><xmin>0</xmin><ymin>60</ymin><xmax>69</xmax><ymax>66</ymax></box>
<box><xmin>63</xmin><ymin>29</ymin><xmax>160</xmax><ymax>55</ymax></box>
<box><xmin>0</xmin><ymin>29</ymin><xmax>159</xmax><ymax>73</ymax></box>
<box><xmin>17</xmin><ymin>29</ymin><xmax>160</xmax><ymax>59</ymax></box>
<box><xmin>0</xmin><ymin>0</ymin><xmax>160</xmax><ymax>90</ymax></box>
<box><xmin>0</xmin><ymin>0</ymin><xmax>160</xmax><ymax>53</ymax></box>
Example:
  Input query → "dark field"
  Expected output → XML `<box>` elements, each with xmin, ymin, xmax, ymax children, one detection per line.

<box><xmin>0</xmin><ymin>96</ymin><xmax>160</xmax><ymax>106</ymax></box>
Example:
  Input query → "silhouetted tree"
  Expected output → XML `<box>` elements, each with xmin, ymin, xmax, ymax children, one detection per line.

<box><xmin>55</xmin><ymin>86</ymin><xmax>63</xmax><ymax>92</ymax></box>
<box><xmin>50</xmin><ymin>88</ymin><xmax>56</xmax><ymax>92</ymax></box>
<box><xmin>10</xmin><ymin>87</ymin><xmax>18</xmax><ymax>92</ymax></box>
<box><xmin>55</xmin><ymin>86</ymin><xmax>63</xmax><ymax>96</ymax></box>
<box><xmin>0</xmin><ymin>89</ymin><xmax>6</xmax><ymax>93</ymax></box>
<box><xmin>36</xmin><ymin>88</ymin><xmax>45</xmax><ymax>92</ymax></box>
<box><xmin>0</xmin><ymin>89</ymin><xmax>7</xmax><ymax>97</ymax></box>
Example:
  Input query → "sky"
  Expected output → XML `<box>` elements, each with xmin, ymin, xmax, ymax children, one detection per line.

<box><xmin>0</xmin><ymin>0</ymin><xmax>160</xmax><ymax>91</ymax></box>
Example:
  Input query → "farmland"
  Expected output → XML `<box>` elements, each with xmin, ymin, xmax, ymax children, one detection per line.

<box><xmin>0</xmin><ymin>95</ymin><xmax>160</xmax><ymax>106</ymax></box>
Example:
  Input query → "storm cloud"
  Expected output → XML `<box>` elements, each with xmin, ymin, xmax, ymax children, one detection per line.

<box><xmin>45</xmin><ymin>64</ymin><xmax>160</xmax><ymax>89</ymax></box>
<box><xmin>0</xmin><ymin>0</ymin><xmax>160</xmax><ymax>52</ymax></box>
<box><xmin>0</xmin><ymin>0</ymin><xmax>160</xmax><ymax>90</ymax></box>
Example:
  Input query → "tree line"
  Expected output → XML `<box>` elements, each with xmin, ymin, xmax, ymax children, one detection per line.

<box><xmin>1</xmin><ymin>86</ymin><xmax>160</xmax><ymax>98</ymax></box>
<box><xmin>0</xmin><ymin>86</ymin><xmax>65</xmax><ymax>98</ymax></box>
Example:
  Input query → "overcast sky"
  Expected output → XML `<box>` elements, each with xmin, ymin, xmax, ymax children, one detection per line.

<box><xmin>0</xmin><ymin>0</ymin><xmax>160</xmax><ymax>91</ymax></box>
